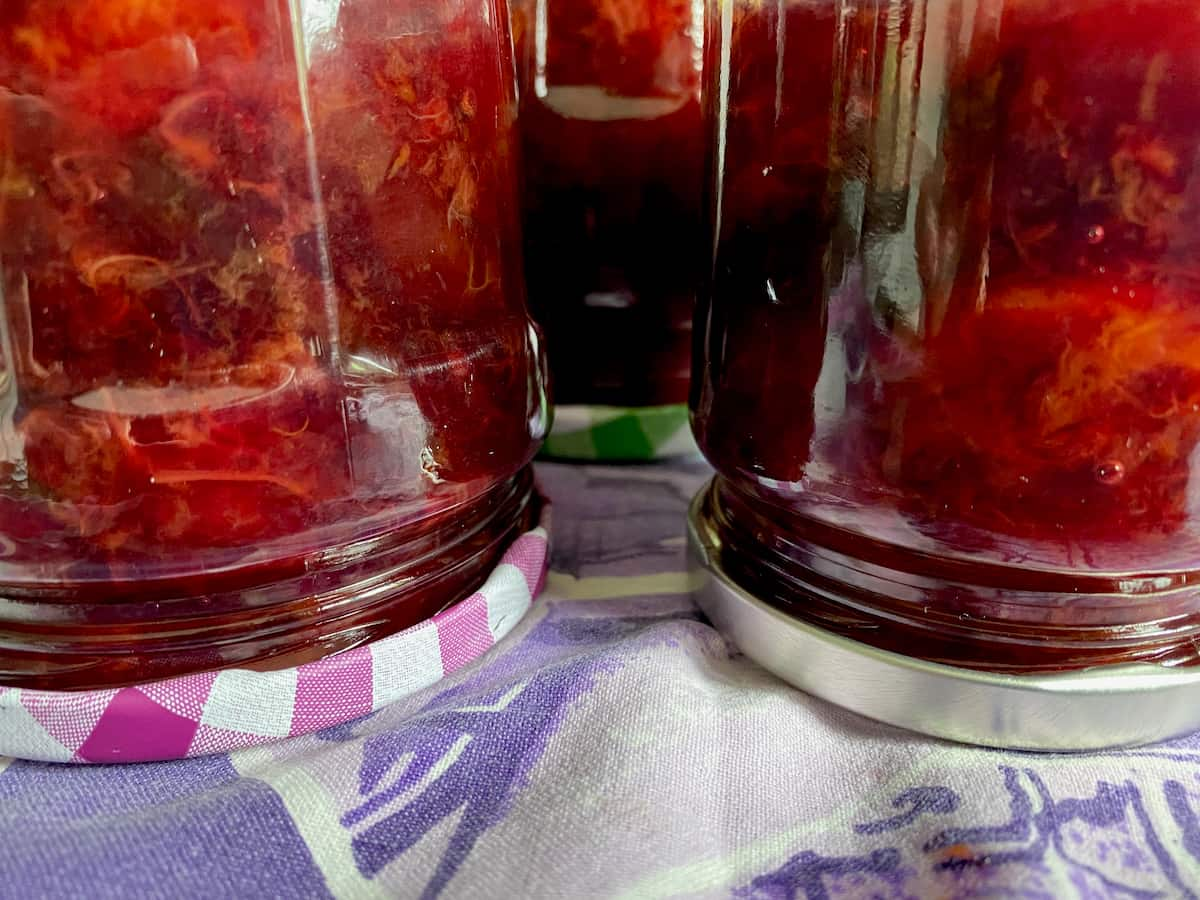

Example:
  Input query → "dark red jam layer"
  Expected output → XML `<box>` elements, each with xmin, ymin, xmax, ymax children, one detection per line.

<box><xmin>693</xmin><ymin>0</ymin><xmax>1200</xmax><ymax>670</ymax></box>
<box><xmin>512</xmin><ymin>0</ymin><xmax>701</xmax><ymax>407</ymax></box>
<box><xmin>0</xmin><ymin>0</ymin><xmax>546</xmax><ymax>688</ymax></box>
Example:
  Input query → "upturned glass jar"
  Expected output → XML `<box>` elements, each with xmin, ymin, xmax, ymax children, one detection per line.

<box><xmin>691</xmin><ymin>0</ymin><xmax>1200</xmax><ymax>744</ymax></box>
<box><xmin>0</xmin><ymin>0</ymin><xmax>547</xmax><ymax>689</ymax></box>
<box><xmin>510</xmin><ymin>0</ymin><xmax>702</xmax><ymax>409</ymax></box>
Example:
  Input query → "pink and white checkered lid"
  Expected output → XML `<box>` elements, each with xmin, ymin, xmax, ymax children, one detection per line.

<box><xmin>0</xmin><ymin>518</ymin><xmax>549</xmax><ymax>764</ymax></box>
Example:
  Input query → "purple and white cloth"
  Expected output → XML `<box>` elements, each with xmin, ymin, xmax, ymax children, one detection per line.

<box><xmin>2</xmin><ymin>461</ymin><xmax>1200</xmax><ymax>898</ymax></box>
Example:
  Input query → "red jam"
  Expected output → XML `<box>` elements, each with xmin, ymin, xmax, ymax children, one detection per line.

<box><xmin>511</xmin><ymin>0</ymin><xmax>701</xmax><ymax>406</ymax></box>
<box><xmin>693</xmin><ymin>0</ymin><xmax>1200</xmax><ymax>671</ymax></box>
<box><xmin>0</xmin><ymin>0</ymin><xmax>546</xmax><ymax>688</ymax></box>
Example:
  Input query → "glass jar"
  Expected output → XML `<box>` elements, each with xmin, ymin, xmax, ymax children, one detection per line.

<box><xmin>693</xmin><ymin>0</ymin><xmax>1200</xmax><ymax>675</ymax></box>
<box><xmin>0</xmin><ymin>0</ymin><xmax>547</xmax><ymax>689</ymax></box>
<box><xmin>510</xmin><ymin>0</ymin><xmax>702</xmax><ymax>408</ymax></box>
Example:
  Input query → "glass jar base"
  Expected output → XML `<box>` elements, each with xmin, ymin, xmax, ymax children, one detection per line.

<box><xmin>700</xmin><ymin>477</ymin><xmax>1200</xmax><ymax>673</ymax></box>
<box><xmin>689</xmin><ymin>479</ymin><xmax>1200</xmax><ymax>750</ymax></box>
<box><xmin>0</xmin><ymin>468</ymin><xmax>540</xmax><ymax>690</ymax></box>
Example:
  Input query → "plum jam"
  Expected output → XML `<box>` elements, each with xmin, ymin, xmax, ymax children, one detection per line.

<box><xmin>0</xmin><ymin>0</ymin><xmax>548</xmax><ymax>689</ymax></box>
<box><xmin>693</xmin><ymin>0</ymin><xmax>1200</xmax><ymax>672</ymax></box>
<box><xmin>510</xmin><ymin>0</ymin><xmax>702</xmax><ymax>406</ymax></box>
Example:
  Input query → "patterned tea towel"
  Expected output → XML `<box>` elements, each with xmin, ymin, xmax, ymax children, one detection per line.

<box><xmin>2</xmin><ymin>460</ymin><xmax>1199</xmax><ymax>898</ymax></box>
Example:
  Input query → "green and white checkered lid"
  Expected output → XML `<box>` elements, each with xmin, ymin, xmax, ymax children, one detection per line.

<box><xmin>541</xmin><ymin>404</ymin><xmax>699</xmax><ymax>461</ymax></box>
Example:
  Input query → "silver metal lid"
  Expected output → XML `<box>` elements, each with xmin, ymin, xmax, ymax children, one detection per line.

<box><xmin>687</xmin><ymin>481</ymin><xmax>1200</xmax><ymax>751</ymax></box>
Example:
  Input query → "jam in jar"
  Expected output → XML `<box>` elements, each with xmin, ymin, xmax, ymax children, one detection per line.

<box><xmin>511</xmin><ymin>0</ymin><xmax>702</xmax><ymax>407</ymax></box>
<box><xmin>693</xmin><ymin>0</ymin><xmax>1200</xmax><ymax>672</ymax></box>
<box><xmin>0</xmin><ymin>0</ymin><xmax>547</xmax><ymax>689</ymax></box>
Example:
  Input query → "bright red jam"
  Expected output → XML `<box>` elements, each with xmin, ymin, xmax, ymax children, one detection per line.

<box><xmin>511</xmin><ymin>0</ymin><xmax>701</xmax><ymax>406</ymax></box>
<box><xmin>693</xmin><ymin>0</ymin><xmax>1200</xmax><ymax>671</ymax></box>
<box><xmin>0</xmin><ymin>0</ymin><xmax>546</xmax><ymax>688</ymax></box>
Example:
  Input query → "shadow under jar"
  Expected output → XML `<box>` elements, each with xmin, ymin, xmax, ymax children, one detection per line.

<box><xmin>510</xmin><ymin>0</ymin><xmax>703</xmax><ymax>407</ymax></box>
<box><xmin>0</xmin><ymin>0</ymin><xmax>548</xmax><ymax>689</ymax></box>
<box><xmin>692</xmin><ymin>0</ymin><xmax>1200</xmax><ymax>674</ymax></box>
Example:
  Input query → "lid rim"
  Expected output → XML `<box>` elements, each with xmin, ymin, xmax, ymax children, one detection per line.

<box><xmin>688</xmin><ymin>480</ymin><xmax>1200</xmax><ymax>752</ymax></box>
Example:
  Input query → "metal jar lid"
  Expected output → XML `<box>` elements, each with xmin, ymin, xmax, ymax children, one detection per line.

<box><xmin>687</xmin><ymin>481</ymin><xmax>1200</xmax><ymax>751</ymax></box>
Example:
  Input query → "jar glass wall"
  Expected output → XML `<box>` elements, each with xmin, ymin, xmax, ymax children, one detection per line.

<box><xmin>511</xmin><ymin>0</ymin><xmax>702</xmax><ymax>407</ymax></box>
<box><xmin>0</xmin><ymin>0</ymin><xmax>547</xmax><ymax>689</ymax></box>
<box><xmin>693</xmin><ymin>0</ymin><xmax>1200</xmax><ymax>672</ymax></box>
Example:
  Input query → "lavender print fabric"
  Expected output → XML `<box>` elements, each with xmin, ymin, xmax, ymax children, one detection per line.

<box><xmin>3</xmin><ymin>461</ymin><xmax>1200</xmax><ymax>898</ymax></box>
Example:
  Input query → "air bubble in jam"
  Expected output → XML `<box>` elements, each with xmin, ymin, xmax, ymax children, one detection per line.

<box><xmin>1095</xmin><ymin>460</ymin><xmax>1126</xmax><ymax>485</ymax></box>
<box><xmin>0</xmin><ymin>0</ymin><xmax>547</xmax><ymax>688</ymax></box>
<box><xmin>693</xmin><ymin>0</ymin><xmax>1200</xmax><ymax>672</ymax></box>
